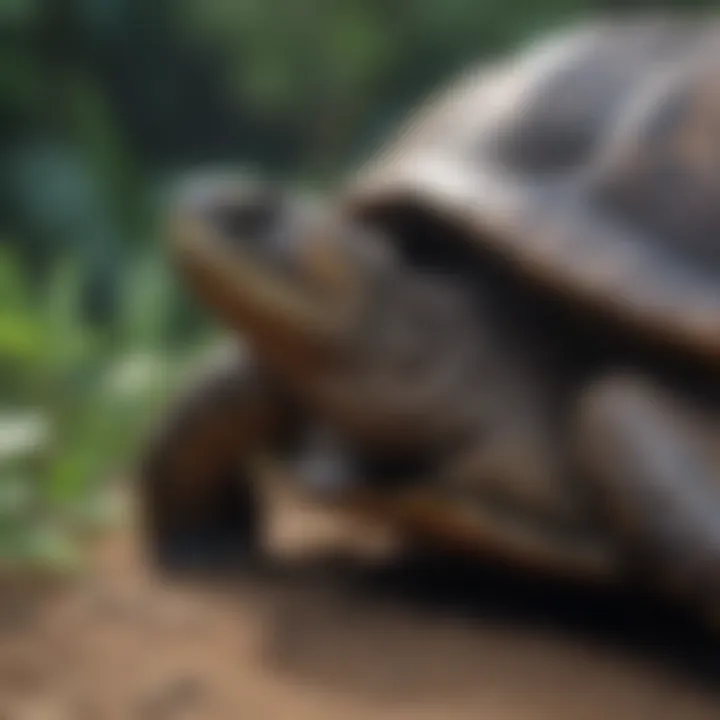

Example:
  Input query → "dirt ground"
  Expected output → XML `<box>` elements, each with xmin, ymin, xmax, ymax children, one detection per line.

<box><xmin>2</xmin><ymin>493</ymin><xmax>720</xmax><ymax>720</ymax></box>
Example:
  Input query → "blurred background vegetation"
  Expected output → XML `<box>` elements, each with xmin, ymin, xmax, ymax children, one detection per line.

<box><xmin>0</xmin><ymin>0</ymin><xmax>712</xmax><ymax>570</ymax></box>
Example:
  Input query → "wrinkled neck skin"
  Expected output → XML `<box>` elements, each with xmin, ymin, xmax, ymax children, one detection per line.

<box><xmin>283</xmin><ymin>267</ymin><xmax>486</xmax><ymax>454</ymax></box>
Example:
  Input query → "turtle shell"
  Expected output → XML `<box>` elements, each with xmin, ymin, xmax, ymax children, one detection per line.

<box><xmin>344</xmin><ymin>17</ymin><xmax>720</xmax><ymax>363</ymax></box>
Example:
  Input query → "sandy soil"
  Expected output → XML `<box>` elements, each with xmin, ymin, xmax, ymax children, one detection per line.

<box><xmin>1</xmin><ymin>494</ymin><xmax>720</xmax><ymax>720</ymax></box>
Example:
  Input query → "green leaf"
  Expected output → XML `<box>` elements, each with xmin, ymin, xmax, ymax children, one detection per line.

<box><xmin>0</xmin><ymin>412</ymin><xmax>49</xmax><ymax>463</ymax></box>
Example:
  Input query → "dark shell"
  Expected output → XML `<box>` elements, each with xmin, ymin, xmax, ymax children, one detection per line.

<box><xmin>345</xmin><ymin>17</ymin><xmax>720</xmax><ymax>361</ymax></box>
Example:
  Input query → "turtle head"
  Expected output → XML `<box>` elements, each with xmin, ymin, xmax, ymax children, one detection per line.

<box><xmin>168</xmin><ymin>171</ymin><xmax>482</xmax><ymax>449</ymax></box>
<box><xmin>167</xmin><ymin>172</ymin><xmax>396</xmax><ymax>365</ymax></box>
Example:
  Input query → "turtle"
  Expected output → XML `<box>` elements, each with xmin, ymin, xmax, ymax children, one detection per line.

<box><xmin>139</xmin><ymin>17</ymin><xmax>720</xmax><ymax>623</ymax></box>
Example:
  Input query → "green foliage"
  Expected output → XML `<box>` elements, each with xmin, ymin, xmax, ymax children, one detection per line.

<box><xmin>0</xmin><ymin>248</ymin><xmax>197</xmax><ymax>571</ymax></box>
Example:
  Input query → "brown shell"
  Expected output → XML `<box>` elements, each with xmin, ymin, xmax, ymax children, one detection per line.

<box><xmin>345</xmin><ymin>17</ymin><xmax>720</xmax><ymax>362</ymax></box>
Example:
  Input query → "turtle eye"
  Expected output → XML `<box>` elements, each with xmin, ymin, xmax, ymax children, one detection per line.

<box><xmin>172</xmin><ymin>172</ymin><xmax>285</xmax><ymax>249</ymax></box>
<box><xmin>208</xmin><ymin>194</ymin><xmax>281</xmax><ymax>247</ymax></box>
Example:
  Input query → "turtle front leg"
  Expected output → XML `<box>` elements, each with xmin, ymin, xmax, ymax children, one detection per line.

<box><xmin>138</xmin><ymin>348</ymin><xmax>294</xmax><ymax>574</ymax></box>
<box><xmin>576</xmin><ymin>374</ymin><xmax>720</xmax><ymax>622</ymax></box>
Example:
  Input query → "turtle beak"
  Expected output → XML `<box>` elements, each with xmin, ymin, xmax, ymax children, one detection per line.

<box><xmin>165</xmin><ymin>172</ymin><xmax>347</xmax><ymax>357</ymax></box>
